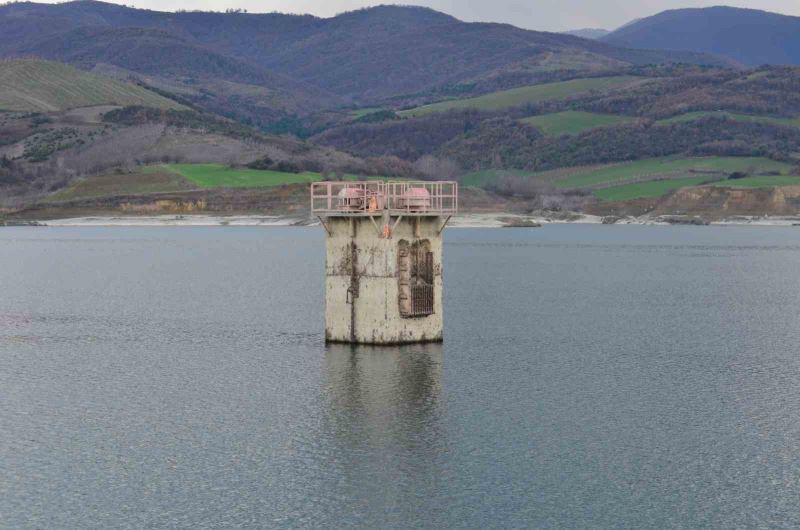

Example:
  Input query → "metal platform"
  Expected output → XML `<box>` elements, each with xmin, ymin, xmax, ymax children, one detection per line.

<box><xmin>311</xmin><ymin>181</ymin><xmax>458</xmax><ymax>217</ymax></box>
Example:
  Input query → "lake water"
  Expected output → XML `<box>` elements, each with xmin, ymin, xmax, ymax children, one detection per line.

<box><xmin>3</xmin><ymin>225</ymin><xmax>800</xmax><ymax>528</ymax></box>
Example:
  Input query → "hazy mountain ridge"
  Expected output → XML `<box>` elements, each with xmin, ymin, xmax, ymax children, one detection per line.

<box><xmin>563</xmin><ymin>28</ymin><xmax>610</xmax><ymax>39</ymax></box>
<box><xmin>602</xmin><ymin>6</ymin><xmax>800</xmax><ymax>66</ymax></box>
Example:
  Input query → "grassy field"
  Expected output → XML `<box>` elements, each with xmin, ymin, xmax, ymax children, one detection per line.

<box><xmin>44</xmin><ymin>168</ymin><xmax>194</xmax><ymax>202</ymax></box>
<box><xmin>45</xmin><ymin>163</ymin><xmax>389</xmax><ymax>202</ymax></box>
<box><xmin>596</xmin><ymin>173</ymin><xmax>800</xmax><ymax>202</ymax></box>
<box><xmin>658</xmin><ymin>111</ymin><xmax>800</xmax><ymax>128</ymax></box>
<box><xmin>162</xmin><ymin>164</ymin><xmax>380</xmax><ymax>188</ymax></box>
<box><xmin>553</xmin><ymin>157</ymin><xmax>793</xmax><ymax>189</ymax></box>
<box><xmin>521</xmin><ymin>111</ymin><xmax>635</xmax><ymax>135</ymax></box>
<box><xmin>0</xmin><ymin>59</ymin><xmax>182</xmax><ymax>112</ymax></box>
<box><xmin>398</xmin><ymin>76</ymin><xmax>639</xmax><ymax>117</ymax></box>
<box><xmin>462</xmin><ymin>157</ymin><xmax>797</xmax><ymax>203</ymax></box>
<box><xmin>350</xmin><ymin>107</ymin><xmax>384</xmax><ymax>119</ymax></box>
<box><xmin>460</xmin><ymin>169</ymin><xmax>534</xmax><ymax>188</ymax></box>
<box><xmin>593</xmin><ymin>177</ymin><xmax>713</xmax><ymax>202</ymax></box>
<box><xmin>163</xmin><ymin>164</ymin><xmax>321</xmax><ymax>188</ymax></box>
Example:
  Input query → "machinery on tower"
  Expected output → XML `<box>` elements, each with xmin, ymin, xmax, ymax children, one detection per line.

<box><xmin>311</xmin><ymin>180</ymin><xmax>458</xmax><ymax>344</ymax></box>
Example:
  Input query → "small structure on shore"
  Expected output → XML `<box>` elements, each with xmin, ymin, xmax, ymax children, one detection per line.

<box><xmin>311</xmin><ymin>181</ymin><xmax>458</xmax><ymax>344</ymax></box>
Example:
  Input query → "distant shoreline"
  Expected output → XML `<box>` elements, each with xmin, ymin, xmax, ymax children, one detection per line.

<box><xmin>7</xmin><ymin>213</ymin><xmax>800</xmax><ymax>228</ymax></box>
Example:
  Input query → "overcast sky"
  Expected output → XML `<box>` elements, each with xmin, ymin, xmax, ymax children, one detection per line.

<box><xmin>66</xmin><ymin>0</ymin><xmax>800</xmax><ymax>32</ymax></box>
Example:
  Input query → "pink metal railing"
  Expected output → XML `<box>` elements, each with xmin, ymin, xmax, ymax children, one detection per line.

<box><xmin>311</xmin><ymin>181</ymin><xmax>458</xmax><ymax>216</ymax></box>
<box><xmin>310</xmin><ymin>181</ymin><xmax>385</xmax><ymax>215</ymax></box>
<box><xmin>385</xmin><ymin>181</ymin><xmax>458</xmax><ymax>214</ymax></box>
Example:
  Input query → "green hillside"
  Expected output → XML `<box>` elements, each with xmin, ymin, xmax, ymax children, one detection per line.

<box><xmin>457</xmin><ymin>156</ymin><xmax>796</xmax><ymax>191</ymax></box>
<box><xmin>44</xmin><ymin>167</ymin><xmax>195</xmax><ymax>202</ymax></box>
<box><xmin>582</xmin><ymin>158</ymin><xmax>798</xmax><ymax>202</ymax></box>
<box><xmin>463</xmin><ymin>157</ymin><xmax>797</xmax><ymax>203</ymax></box>
<box><xmin>398</xmin><ymin>76</ymin><xmax>639</xmax><ymax>117</ymax></box>
<box><xmin>163</xmin><ymin>164</ymin><xmax>319</xmax><ymax>188</ymax></box>
<box><xmin>595</xmin><ymin>174</ymin><xmax>800</xmax><ymax>202</ymax></box>
<box><xmin>593</xmin><ymin>177</ymin><xmax>713</xmax><ymax>202</ymax></box>
<box><xmin>0</xmin><ymin>59</ymin><xmax>182</xmax><ymax>112</ymax></box>
<box><xmin>460</xmin><ymin>169</ymin><xmax>531</xmax><ymax>188</ymax></box>
<box><xmin>521</xmin><ymin>111</ymin><xmax>635</xmax><ymax>135</ymax></box>
<box><xmin>553</xmin><ymin>157</ymin><xmax>792</xmax><ymax>189</ymax></box>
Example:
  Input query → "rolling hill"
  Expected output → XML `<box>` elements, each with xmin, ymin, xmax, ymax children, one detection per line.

<box><xmin>12</xmin><ymin>25</ymin><xmax>343</xmax><ymax>125</ymax></box>
<box><xmin>0</xmin><ymin>1</ymin><xmax>735</xmax><ymax>106</ymax></box>
<box><xmin>5</xmin><ymin>2</ymin><xmax>800</xmax><ymax>219</ymax></box>
<box><xmin>602</xmin><ymin>6</ymin><xmax>800</xmax><ymax>66</ymax></box>
<box><xmin>315</xmin><ymin>63</ymin><xmax>800</xmax><ymax>199</ymax></box>
<box><xmin>0</xmin><ymin>58</ymin><xmax>406</xmax><ymax>209</ymax></box>
<box><xmin>0</xmin><ymin>58</ymin><xmax>180</xmax><ymax>112</ymax></box>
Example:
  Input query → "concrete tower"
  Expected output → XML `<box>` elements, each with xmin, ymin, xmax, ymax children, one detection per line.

<box><xmin>312</xmin><ymin>181</ymin><xmax>458</xmax><ymax>344</ymax></box>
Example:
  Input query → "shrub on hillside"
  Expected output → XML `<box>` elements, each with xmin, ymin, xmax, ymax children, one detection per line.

<box><xmin>488</xmin><ymin>175</ymin><xmax>593</xmax><ymax>211</ymax></box>
<box><xmin>353</xmin><ymin>110</ymin><xmax>398</xmax><ymax>124</ymax></box>
<box><xmin>313</xmin><ymin>109</ymin><xmax>488</xmax><ymax>160</ymax></box>
<box><xmin>103</xmin><ymin>106</ymin><xmax>263</xmax><ymax>141</ymax></box>
<box><xmin>245</xmin><ymin>156</ymin><xmax>305</xmax><ymax>173</ymax></box>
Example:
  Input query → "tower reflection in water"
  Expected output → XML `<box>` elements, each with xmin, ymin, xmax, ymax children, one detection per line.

<box><xmin>321</xmin><ymin>344</ymin><xmax>447</xmax><ymax>520</ymax></box>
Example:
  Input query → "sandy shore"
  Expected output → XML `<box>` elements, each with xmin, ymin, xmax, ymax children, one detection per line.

<box><xmin>17</xmin><ymin>213</ymin><xmax>800</xmax><ymax>227</ymax></box>
<box><xmin>35</xmin><ymin>213</ymin><xmax>599</xmax><ymax>227</ymax></box>
<box><xmin>38</xmin><ymin>215</ymin><xmax>312</xmax><ymax>227</ymax></box>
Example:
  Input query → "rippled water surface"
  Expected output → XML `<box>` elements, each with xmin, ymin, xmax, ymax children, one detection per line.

<box><xmin>3</xmin><ymin>225</ymin><xmax>800</xmax><ymax>528</ymax></box>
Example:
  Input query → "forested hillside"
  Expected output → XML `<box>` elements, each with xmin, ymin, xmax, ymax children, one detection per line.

<box><xmin>314</xmin><ymin>67</ymin><xmax>800</xmax><ymax>167</ymax></box>
<box><xmin>4</xmin><ymin>2</ymin><xmax>800</xmax><ymax>219</ymax></box>
<box><xmin>0</xmin><ymin>1</ymin><xmax>732</xmax><ymax>106</ymax></box>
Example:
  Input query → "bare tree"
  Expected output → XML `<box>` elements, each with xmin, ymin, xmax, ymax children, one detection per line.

<box><xmin>413</xmin><ymin>155</ymin><xmax>460</xmax><ymax>180</ymax></box>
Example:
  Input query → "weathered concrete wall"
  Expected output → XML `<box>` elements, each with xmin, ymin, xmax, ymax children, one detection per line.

<box><xmin>325</xmin><ymin>216</ymin><xmax>444</xmax><ymax>344</ymax></box>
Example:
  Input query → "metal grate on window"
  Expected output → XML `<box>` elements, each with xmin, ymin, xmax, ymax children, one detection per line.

<box><xmin>399</xmin><ymin>242</ymin><xmax>434</xmax><ymax>318</ymax></box>
<box><xmin>410</xmin><ymin>284</ymin><xmax>434</xmax><ymax>317</ymax></box>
